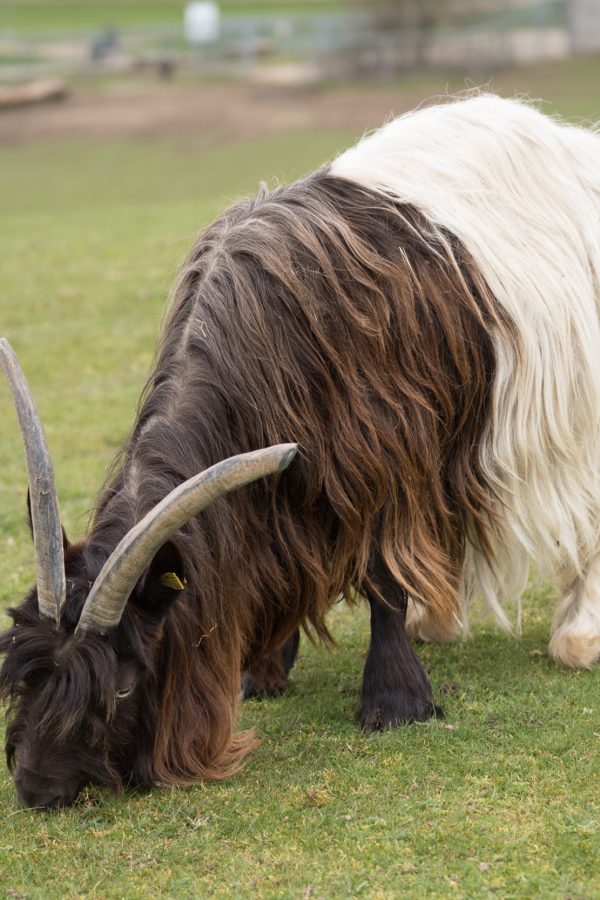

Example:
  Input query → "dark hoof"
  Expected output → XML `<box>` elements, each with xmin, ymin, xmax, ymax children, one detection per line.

<box><xmin>360</xmin><ymin>696</ymin><xmax>443</xmax><ymax>731</ymax></box>
<box><xmin>241</xmin><ymin>673</ymin><xmax>286</xmax><ymax>700</ymax></box>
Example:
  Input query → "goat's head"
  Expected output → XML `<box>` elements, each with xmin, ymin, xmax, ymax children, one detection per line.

<box><xmin>0</xmin><ymin>338</ymin><xmax>297</xmax><ymax>809</ymax></box>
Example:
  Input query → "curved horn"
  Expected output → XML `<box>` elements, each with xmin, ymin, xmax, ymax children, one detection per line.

<box><xmin>0</xmin><ymin>338</ymin><xmax>65</xmax><ymax>626</ymax></box>
<box><xmin>76</xmin><ymin>443</ymin><xmax>298</xmax><ymax>635</ymax></box>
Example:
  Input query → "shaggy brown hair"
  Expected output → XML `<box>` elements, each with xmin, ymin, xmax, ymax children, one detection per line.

<box><xmin>1</xmin><ymin>170</ymin><xmax>506</xmax><ymax>803</ymax></box>
<box><xmin>86</xmin><ymin>170</ymin><xmax>503</xmax><ymax>782</ymax></box>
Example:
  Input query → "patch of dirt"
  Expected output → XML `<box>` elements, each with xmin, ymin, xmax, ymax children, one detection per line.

<box><xmin>0</xmin><ymin>78</ymin><xmax>439</xmax><ymax>146</ymax></box>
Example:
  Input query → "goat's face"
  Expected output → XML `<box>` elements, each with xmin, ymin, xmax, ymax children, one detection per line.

<box><xmin>0</xmin><ymin>547</ymin><xmax>162</xmax><ymax>809</ymax></box>
<box><xmin>1</xmin><ymin>332</ymin><xmax>297</xmax><ymax>809</ymax></box>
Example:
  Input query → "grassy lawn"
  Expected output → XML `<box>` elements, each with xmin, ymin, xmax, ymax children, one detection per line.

<box><xmin>1</xmin><ymin>65</ymin><xmax>600</xmax><ymax>897</ymax></box>
<box><xmin>0</xmin><ymin>2</ymin><xmax>343</xmax><ymax>33</ymax></box>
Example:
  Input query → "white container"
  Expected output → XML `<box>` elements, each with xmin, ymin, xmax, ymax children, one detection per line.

<box><xmin>184</xmin><ymin>2</ymin><xmax>220</xmax><ymax>45</ymax></box>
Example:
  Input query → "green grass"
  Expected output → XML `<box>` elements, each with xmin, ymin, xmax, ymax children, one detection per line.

<box><xmin>0</xmin><ymin>1</ymin><xmax>343</xmax><ymax>34</ymax></box>
<box><xmin>1</xmin><ymin>600</ymin><xmax>599</xmax><ymax>898</ymax></box>
<box><xmin>1</xmin><ymin>63</ymin><xmax>600</xmax><ymax>897</ymax></box>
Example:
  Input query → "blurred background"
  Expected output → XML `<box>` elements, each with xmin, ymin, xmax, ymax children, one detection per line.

<box><xmin>2</xmin><ymin>1</ymin><xmax>600</xmax><ymax>152</ymax></box>
<box><xmin>2</xmin><ymin>1</ymin><xmax>600</xmax><ymax>89</ymax></box>
<box><xmin>3</xmin><ymin>0</ymin><xmax>600</xmax><ymax>229</ymax></box>
<box><xmin>1</xmin><ymin>0</ymin><xmax>600</xmax><ymax>546</ymax></box>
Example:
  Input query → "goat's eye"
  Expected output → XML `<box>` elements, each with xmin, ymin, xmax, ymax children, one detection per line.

<box><xmin>115</xmin><ymin>686</ymin><xmax>133</xmax><ymax>700</ymax></box>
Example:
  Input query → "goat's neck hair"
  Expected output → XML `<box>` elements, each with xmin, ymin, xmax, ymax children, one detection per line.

<box><xmin>152</xmin><ymin>170</ymin><xmax>502</xmax><ymax>620</ymax></box>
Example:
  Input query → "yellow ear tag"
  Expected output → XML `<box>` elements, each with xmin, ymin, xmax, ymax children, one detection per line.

<box><xmin>160</xmin><ymin>572</ymin><xmax>186</xmax><ymax>591</ymax></box>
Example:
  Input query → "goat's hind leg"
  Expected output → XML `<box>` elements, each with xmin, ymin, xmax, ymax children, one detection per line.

<box><xmin>361</xmin><ymin>553</ymin><xmax>442</xmax><ymax>730</ymax></box>
<box><xmin>405</xmin><ymin>597</ymin><xmax>463</xmax><ymax>643</ymax></box>
<box><xmin>549</xmin><ymin>554</ymin><xmax>600</xmax><ymax>668</ymax></box>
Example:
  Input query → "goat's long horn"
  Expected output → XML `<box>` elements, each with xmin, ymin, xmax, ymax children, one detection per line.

<box><xmin>0</xmin><ymin>338</ymin><xmax>65</xmax><ymax>626</ymax></box>
<box><xmin>75</xmin><ymin>443</ymin><xmax>298</xmax><ymax>635</ymax></box>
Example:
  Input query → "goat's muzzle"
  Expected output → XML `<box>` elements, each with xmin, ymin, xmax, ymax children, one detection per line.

<box><xmin>14</xmin><ymin>763</ymin><xmax>84</xmax><ymax>810</ymax></box>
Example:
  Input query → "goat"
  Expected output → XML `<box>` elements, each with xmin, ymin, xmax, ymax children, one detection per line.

<box><xmin>2</xmin><ymin>95</ymin><xmax>600</xmax><ymax>809</ymax></box>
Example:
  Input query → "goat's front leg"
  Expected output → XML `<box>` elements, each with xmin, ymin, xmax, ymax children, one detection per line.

<box><xmin>361</xmin><ymin>554</ymin><xmax>442</xmax><ymax>730</ymax></box>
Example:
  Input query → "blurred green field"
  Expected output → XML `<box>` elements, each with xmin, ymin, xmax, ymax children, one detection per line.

<box><xmin>1</xmin><ymin>60</ymin><xmax>600</xmax><ymax>898</ymax></box>
<box><xmin>1</xmin><ymin>1</ymin><xmax>342</xmax><ymax>33</ymax></box>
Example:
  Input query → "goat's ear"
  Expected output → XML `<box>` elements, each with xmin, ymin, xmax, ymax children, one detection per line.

<box><xmin>26</xmin><ymin>488</ymin><xmax>70</xmax><ymax>550</ymax></box>
<box><xmin>132</xmin><ymin>540</ymin><xmax>186</xmax><ymax>623</ymax></box>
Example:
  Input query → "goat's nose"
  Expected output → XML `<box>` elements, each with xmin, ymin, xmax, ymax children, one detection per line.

<box><xmin>15</xmin><ymin>769</ymin><xmax>79</xmax><ymax>810</ymax></box>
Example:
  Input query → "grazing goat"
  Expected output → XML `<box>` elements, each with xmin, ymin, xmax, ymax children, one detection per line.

<box><xmin>2</xmin><ymin>94</ymin><xmax>600</xmax><ymax>809</ymax></box>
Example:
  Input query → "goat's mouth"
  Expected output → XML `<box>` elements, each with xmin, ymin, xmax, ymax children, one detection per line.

<box><xmin>13</xmin><ymin>756</ymin><xmax>125</xmax><ymax>810</ymax></box>
<box><xmin>14</xmin><ymin>765</ymin><xmax>88</xmax><ymax>810</ymax></box>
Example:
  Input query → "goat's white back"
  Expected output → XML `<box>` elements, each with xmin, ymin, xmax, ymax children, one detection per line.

<box><xmin>332</xmin><ymin>95</ymin><xmax>600</xmax><ymax>657</ymax></box>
